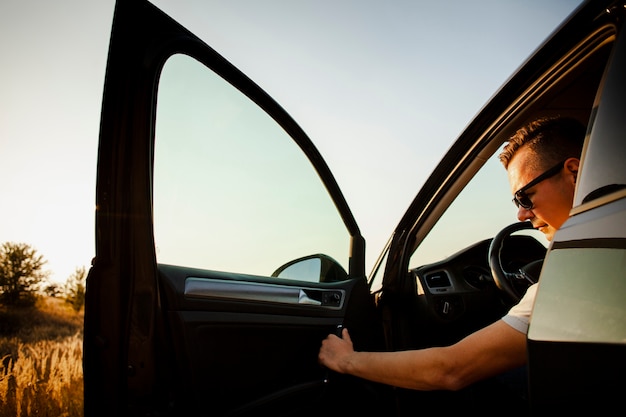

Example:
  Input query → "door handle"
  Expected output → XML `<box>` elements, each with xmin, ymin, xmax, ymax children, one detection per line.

<box><xmin>298</xmin><ymin>290</ymin><xmax>322</xmax><ymax>305</ymax></box>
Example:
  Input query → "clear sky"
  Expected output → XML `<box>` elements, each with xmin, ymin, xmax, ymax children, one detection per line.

<box><xmin>0</xmin><ymin>0</ymin><xmax>584</xmax><ymax>284</ymax></box>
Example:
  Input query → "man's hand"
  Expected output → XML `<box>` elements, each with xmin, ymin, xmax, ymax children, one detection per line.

<box><xmin>318</xmin><ymin>327</ymin><xmax>354</xmax><ymax>373</ymax></box>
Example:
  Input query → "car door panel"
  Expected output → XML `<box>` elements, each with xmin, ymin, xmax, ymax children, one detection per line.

<box><xmin>157</xmin><ymin>264</ymin><xmax>382</xmax><ymax>415</ymax></box>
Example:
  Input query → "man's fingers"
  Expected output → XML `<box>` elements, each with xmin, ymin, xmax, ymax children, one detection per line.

<box><xmin>342</xmin><ymin>328</ymin><xmax>351</xmax><ymax>342</ymax></box>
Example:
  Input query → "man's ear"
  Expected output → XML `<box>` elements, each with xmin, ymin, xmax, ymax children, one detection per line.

<box><xmin>565</xmin><ymin>158</ymin><xmax>580</xmax><ymax>182</ymax></box>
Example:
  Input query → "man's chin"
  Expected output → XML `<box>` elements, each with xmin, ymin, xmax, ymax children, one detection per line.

<box><xmin>542</xmin><ymin>228</ymin><xmax>555</xmax><ymax>241</ymax></box>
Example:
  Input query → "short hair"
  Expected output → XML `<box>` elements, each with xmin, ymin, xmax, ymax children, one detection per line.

<box><xmin>499</xmin><ymin>116</ymin><xmax>586</xmax><ymax>171</ymax></box>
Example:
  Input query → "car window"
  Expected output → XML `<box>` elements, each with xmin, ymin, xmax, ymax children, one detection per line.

<box><xmin>575</xmin><ymin>29</ymin><xmax>626</xmax><ymax>206</ymax></box>
<box><xmin>153</xmin><ymin>54</ymin><xmax>349</xmax><ymax>280</ymax></box>
<box><xmin>409</xmin><ymin>155</ymin><xmax>548</xmax><ymax>269</ymax></box>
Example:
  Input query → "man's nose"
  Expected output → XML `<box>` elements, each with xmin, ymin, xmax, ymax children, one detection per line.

<box><xmin>517</xmin><ymin>206</ymin><xmax>534</xmax><ymax>222</ymax></box>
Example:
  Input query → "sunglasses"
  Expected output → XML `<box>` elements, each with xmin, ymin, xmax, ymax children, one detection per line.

<box><xmin>512</xmin><ymin>159</ymin><xmax>566</xmax><ymax>209</ymax></box>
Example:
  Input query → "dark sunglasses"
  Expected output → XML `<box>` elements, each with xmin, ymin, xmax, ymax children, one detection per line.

<box><xmin>512</xmin><ymin>159</ymin><xmax>566</xmax><ymax>209</ymax></box>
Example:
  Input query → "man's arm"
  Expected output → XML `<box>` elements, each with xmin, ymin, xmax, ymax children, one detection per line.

<box><xmin>318</xmin><ymin>319</ymin><xmax>527</xmax><ymax>391</ymax></box>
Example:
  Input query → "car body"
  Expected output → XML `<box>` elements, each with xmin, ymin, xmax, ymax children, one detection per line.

<box><xmin>84</xmin><ymin>0</ymin><xmax>626</xmax><ymax>415</ymax></box>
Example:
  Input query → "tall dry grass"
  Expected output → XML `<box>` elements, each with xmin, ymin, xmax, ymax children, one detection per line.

<box><xmin>0</xmin><ymin>297</ymin><xmax>83</xmax><ymax>417</ymax></box>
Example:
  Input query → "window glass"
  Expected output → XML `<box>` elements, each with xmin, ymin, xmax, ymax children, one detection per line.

<box><xmin>409</xmin><ymin>155</ymin><xmax>548</xmax><ymax>269</ymax></box>
<box><xmin>368</xmin><ymin>240</ymin><xmax>390</xmax><ymax>293</ymax></box>
<box><xmin>153</xmin><ymin>54</ymin><xmax>348</xmax><ymax>279</ymax></box>
<box><xmin>576</xmin><ymin>33</ymin><xmax>626</xmax><ymax>205</ymax></box>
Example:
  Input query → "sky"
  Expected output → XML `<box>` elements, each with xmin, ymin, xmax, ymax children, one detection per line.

<box><xmin>0</xmin><ymin>0</ymin><xmax>584</xmax><ymax>284</ymax></box>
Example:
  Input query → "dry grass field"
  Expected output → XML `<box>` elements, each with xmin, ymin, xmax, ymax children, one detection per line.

<box><xmin>0</xmin><ymin>296</ymin><xmax>83</xmax><ymax>417</ymax></box>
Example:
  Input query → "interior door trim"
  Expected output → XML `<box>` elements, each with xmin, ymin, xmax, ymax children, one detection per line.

<box><xmin>185</xmin><ymin>277</ymin><xmax>346</xmax><ymax>309</ymax></box>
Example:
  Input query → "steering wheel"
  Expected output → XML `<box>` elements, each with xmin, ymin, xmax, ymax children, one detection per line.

<box><xmin>488</xmin><ymin>221</ymin><xmax>543</xmax><ymax>303</ymax></box>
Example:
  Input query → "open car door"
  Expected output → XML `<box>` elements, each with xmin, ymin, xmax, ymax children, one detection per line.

<box><xmin>84</xmin><ymin>1</ymin><xmax>385</xmax><ymax>416</ymax></box>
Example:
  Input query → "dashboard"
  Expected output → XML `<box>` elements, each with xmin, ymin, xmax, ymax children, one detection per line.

<box><xmin>409</xmin><ymin>235</ymin><xmax>546</xmax><ymax>347</ymax></box>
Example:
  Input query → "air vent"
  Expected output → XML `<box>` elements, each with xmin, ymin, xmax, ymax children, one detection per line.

<box><xmin>424</xmin><ymin>271</ymin><xmax>452</xmax><ymax>290</ymax></box>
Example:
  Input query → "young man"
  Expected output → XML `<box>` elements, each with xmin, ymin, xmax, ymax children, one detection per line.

<box><xmin>318</xmin><ymin>116</ymin><xmax>585</xmax><ymax>392</ymax></box>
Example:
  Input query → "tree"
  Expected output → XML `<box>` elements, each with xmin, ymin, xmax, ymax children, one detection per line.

<box><xmin>0</xmin><ymin>242</ymin><xmax>48</xmax><ymax>306</ymax></box>
<box><xmin>44</xmin><ymin>282</ymin><xmax>63</xmax><ymax>297</ymax></box>
<box><xmin>64</xmin><ymin>266</ymin><xmax>87</xmax><ymax>312</ymax></box>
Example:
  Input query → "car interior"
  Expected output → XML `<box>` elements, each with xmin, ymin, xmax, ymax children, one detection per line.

<box><xmin>373</xmin><ymin>18</ymin><xmax>615</xmax><ymax>414</ymax></box>
<box><xmin>151</xmin><ymin>10</ymin><xmax>614</xmax><ymax>417</ymax></box>
<box><xmin>157</xmin><ymin>21</ymin><xmax>613</xmax><ymax>414</ymax></box>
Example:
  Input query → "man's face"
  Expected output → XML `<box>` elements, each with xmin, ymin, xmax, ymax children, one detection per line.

<box><xmin>507</xmin><ymin>146</ymin><xmax>578</xmax><ymax>241</ymax></box>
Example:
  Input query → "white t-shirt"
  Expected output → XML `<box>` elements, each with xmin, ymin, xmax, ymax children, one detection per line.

<box><xmin>502</xmin><ymin>283</ymin><xmax>538</xmax><ymax>334</ymax></box>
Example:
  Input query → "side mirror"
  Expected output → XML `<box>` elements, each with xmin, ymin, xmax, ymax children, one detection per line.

<box><xmin>271</xmin><ymin>254</ymin><xmax>348</xmax><ymax>283</ymax></box>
